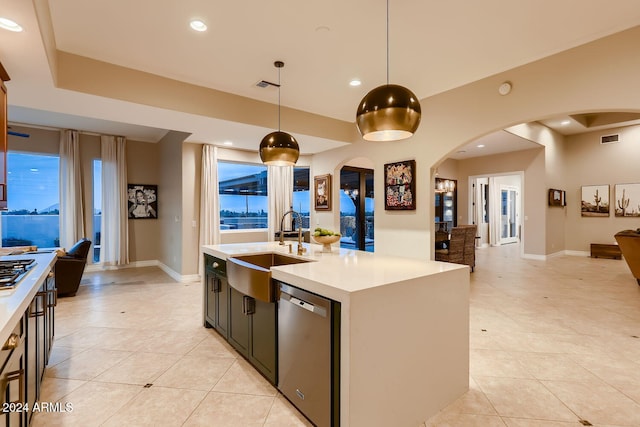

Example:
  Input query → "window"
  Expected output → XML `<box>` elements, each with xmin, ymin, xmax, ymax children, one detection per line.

<box><xmin>218</xmin><ymin>162</ymin><xmax>268</xmax><ymax>229</ymax></box>
<box><xmin>292</xmin><ymin>167</ymin><xmax>310</xmax><ymax>229</ymax></box>
<box><xmin>1</xmin><ymin>152</ymin><xmax>60</xmax><ymax>248</ymax></box>
<box><xmin>93</xmin><ymin>159</ymin><xmax>101</xmax><ymax>262</ymax></box>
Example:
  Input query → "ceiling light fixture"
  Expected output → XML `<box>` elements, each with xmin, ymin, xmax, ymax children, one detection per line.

<box><xmin>259</xmin><ymin>61</ymin><xmax>300</xmax><ymax>166</ymax></box>
<box><xmin>350</xmin><ymin>79</ymin><xmax>362</xmax><ymax>87</ymax></box>
<box><xmin>355</xmin><ymin>0</ymin><xmax>421</xmax><ymax>141</ymax></box>
<box><xmin>0</xmin><ymin>17</ymin><xmax>23</xmax><ymax>32</ymax></box>
<box><xmin>560</xmin><ymin>120</ymin><xmax>571</xmax><ymax>126</ymax></box>
<box><xmin>190</xmin><ymin>20</ymin><xmax>207</xmax><ymax>32</ymax></box>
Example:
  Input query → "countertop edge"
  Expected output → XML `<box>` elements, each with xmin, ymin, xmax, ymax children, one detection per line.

<box><xmin>0</xmin><ymin>252</ymin><xmax>57</xmax><ymax>347</ymax></box>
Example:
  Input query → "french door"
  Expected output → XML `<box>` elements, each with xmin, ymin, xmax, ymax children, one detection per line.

<box><xmin>500</xmin><ymin>186</ymin><xmax>518</xmax><ymax>244</ymax></box>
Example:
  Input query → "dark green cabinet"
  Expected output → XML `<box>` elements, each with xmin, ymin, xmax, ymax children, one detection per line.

<box><xmin>203</xmin><ymin>254</ymin><xmax>277</xmax><ymax>385</ymax></box>
<box><xmin>227</xmin><ymin>288</ymin><xmax>277</xmax><ymax>384</ymax></box>
<box><xmin>228</xmin><ymin>287</ymin><xmax>250</xmax><ymax>357</ymax></box>
<box><xmin>204</xmin><ymin>256</ymin><xmax>229</xmax><ymax>339</ymax></box>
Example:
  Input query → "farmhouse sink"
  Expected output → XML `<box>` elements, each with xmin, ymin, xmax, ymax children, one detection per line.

<box><xmin>226</xmin><ymin>253</ymin><xmax>312</xmax><ymax>302</ymax></box>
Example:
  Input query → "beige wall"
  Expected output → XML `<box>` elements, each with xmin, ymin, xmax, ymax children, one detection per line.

<box><xmin>157</xmin><ymin>131</ymin><xmax>190</xmax><ymax>273</ymax></box>
<box><xmin>311</xmin><ymin>25</ymin><xmax>640</xmax><ymax>260</ymax></box>
<box><xmin>565</xmin><ymin>124</ymin><xmax>640</xmax><ymax>251</ymax></box>
<box><xmin>127</xmin><ymin>139</ymin><xmax>160</xmax><ymax>262</ymax></box>
<box><xmin>7</xmin><ymin>125</ymin><xmax>162</xmax><ymax>262</ymax></box>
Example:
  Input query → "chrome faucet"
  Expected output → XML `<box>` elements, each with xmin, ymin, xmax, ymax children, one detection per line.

<box><xmin>279</xmin><ymin>208</ymin><xmax>306</xmax><ymax>255</ymax></box>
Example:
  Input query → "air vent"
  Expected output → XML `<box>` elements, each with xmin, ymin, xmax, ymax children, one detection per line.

<box><xmin>255</xmin><ymin>80</ymin><xmax>279</xmax><ymax>89</ymax></box>
<box><xmin>600</xmin><ymin>134</ymin><xmax>620</xmax><ymax>144</ymax></box>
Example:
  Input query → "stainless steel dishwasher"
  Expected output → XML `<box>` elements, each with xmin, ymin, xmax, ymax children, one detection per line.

<box><xmin>277</xmin><ymin>281</ymin><xmax>340</xmax><ymax>427</ymax></box>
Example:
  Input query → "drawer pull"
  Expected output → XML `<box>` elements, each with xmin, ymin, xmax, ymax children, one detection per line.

<box><xmin>2</xmin><ymin>333</ymin><xmax>19</xmax><ymax>350</ymax></box>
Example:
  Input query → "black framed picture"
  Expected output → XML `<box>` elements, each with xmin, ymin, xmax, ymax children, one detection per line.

<box><xmin>127</xmin><ymin>184</ymin><xmax>158</xmax><ymax>219</ymax></box>
<box><xmin>314</xmin><ymin>174</ymin><xmax>331</xmax><ymax>211</ymax></box>
<box><xmin>384</xmin><ymin>160</ymin><xmax>416</xmax><ymax>210</ymax></box>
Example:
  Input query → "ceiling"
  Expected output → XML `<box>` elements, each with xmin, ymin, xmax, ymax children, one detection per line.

<box><xmin>2</xmin><ymin>0</ymin><xmax>640</xmax><ymax>155</ymax></box>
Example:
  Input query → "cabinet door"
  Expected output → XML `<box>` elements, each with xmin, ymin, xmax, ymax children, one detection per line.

<box><xmin>1</xmin><ymin>335</ymin><xmax>26</xmax><ymax>426</ymax></box>
<box><xmin>45</xmin><ymin>272</ymin><xmax>56</xmax><ymax>364</ymax></box>
<box><xmin>248</xmin><ymin>299</ymin><xmax>277</xmax><ymax>384</ymax></box>
<box><xmin>227</xmin><ymin>287</ymin><xmax>250</xmax><ymax>357</ymax></box>
<box><xmin>215</xmin><ymin>277</ymin><xmax>229</xmax><ymax>339</ymax></box>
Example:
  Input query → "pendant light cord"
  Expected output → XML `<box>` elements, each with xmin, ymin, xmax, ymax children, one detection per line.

<box><xmin>386</xmin><ymin>0</ymin><xmax>389</xmax><ymax>85</ymax></box>
<box><xmin>278</xmin><ymin>65</ymin><xmax>281</xmax><ymax>131</ymax></box>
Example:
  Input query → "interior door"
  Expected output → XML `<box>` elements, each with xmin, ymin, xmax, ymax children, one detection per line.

<box><xmin>500</xmin><ymin>186</ymin><xmax>519</xmax><ymax>244</ymax></box>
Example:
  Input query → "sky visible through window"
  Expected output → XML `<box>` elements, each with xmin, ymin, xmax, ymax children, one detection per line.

<box><xmin>6</xmin><ymin>152</ymin><xmax>59</xmax><ymax>212</ymax></box>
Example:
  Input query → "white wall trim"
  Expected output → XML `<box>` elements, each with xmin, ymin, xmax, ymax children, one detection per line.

<box><xmin>521</xmin><ymin>253</ymin><xmax>546</xmax><ymax>261</ymax></box>
<box><xmin>86</xmin><ymin>260</ymin><xmax>202</xmax><ymax>283</ymax></box>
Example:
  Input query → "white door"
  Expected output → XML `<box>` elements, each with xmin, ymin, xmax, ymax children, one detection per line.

<box><xmin>500</xmin><ymin>186</ymin><xmax>519</xmax><ymax>244</ymax></box>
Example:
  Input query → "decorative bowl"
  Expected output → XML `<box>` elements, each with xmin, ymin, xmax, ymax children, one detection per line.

<box><xmin>312</xmin><ymin>234</ymin><xmax>341</xmax><ymax>252</ymax></box>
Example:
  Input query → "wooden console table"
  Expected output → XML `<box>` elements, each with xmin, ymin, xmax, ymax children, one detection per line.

<box><xmin>590</xmin><ymin>243</ymin><xmax>622</xmax><ymax>259</ymax></box>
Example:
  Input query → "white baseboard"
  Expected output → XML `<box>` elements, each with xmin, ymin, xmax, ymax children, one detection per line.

<box><xmin>521</xmin><ymin>253</ymin><xmax>547</xmax><ymax>261</ymax></box>
<box><xmin>86</xmin><ymin>260</ymin><xmax>201</xmax><ymax>283</ymax></box>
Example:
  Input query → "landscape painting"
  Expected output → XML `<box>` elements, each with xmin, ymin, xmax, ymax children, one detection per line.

<box><xmin>581</xmin><ymin>185</ymin><xmax>609</xmax><ymax>217</ymax></box>
<box><xmin>614</xmin><ymin>183</ymin><xmax>640</xmax><ymax>217</ymax></box>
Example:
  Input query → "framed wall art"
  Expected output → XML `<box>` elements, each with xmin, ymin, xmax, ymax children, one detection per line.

<box><xmin>581</xmin><ymin>185</ymin><xmax>609</xmax><ymax>217</ymax></box>
<box><xmin>128</xmin><ymin>184</ymin><xmax>158</xmax><ymax>219</ymax></box>
<box><xmin>548</xmin><ymin>188</ymin><xmax>566</xmax><ymax>207</ymax></box>
<box><xmin>314</xmin><ymin>174</ymin><xmax>331</xmax><ymax>211</ymax></box>
<box><xmin>615</xmin><ymin>183</ymin><xmax>640</xmax><ymax>217</ymax></box>
<box><xmin>384</xmin><ymin>160</ymin><xmax>416</xmax><ymax>210</ymax></box>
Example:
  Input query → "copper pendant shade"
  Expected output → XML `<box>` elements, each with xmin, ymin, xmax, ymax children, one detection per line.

<box><xmin>259</xmin><ymin>61</ymin><xmax>300</xmax><ymax>166</ymax></box>
<box><xmin>355</xmin><ymin>0</ymin><xmax>421</xmax><ymax>141</ymax></box>
<box><xmin>259</xmin><ymin>130</ymin><xmax>299</xmax><ymax>166</ymax></box>
<box><xmin>356</xmin><ymin>84</ymin><xmax>421</xmax><ymax>141</ymax></box>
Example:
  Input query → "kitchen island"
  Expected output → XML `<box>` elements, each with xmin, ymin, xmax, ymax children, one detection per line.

<box><xmin>202</xmin><ymin>242</ymin><xmax>469</xmax><ymax>427</ymax></box>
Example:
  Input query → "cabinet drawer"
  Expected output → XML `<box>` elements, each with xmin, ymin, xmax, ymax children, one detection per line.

<box><xmin>205</xmin><ymin>255</ymin><xmax>226</xmax><ymax>276</ymax></box>
<box><xmin>1</xmin><ymin>315</ymin><xmax>24</xmax><ymax>371</ymax></box>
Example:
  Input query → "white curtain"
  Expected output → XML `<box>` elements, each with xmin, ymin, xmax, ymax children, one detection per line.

<box><xmin>199</xmin><ymin>145</ymin><xmax>220</xmax><ymax>246</ymax></box>
<box><xmin>59</xmin><ymin>129</ymin><xmax>85</xmax><ymax>249</ymax></box>
<box><xmin>488</xmin><ymin>177</ymin><xmax>501</xmax><ymax>246</ymax></box>
<box><xmin>199</xmin><ymin>145</ymin><xmax>220</xmax><ymax>276</ymax></box>
<box><xmin>267</xmin><ymin>165</ymin><xmax>293</xmax><ymax>241</ymax></box>
<box><xmin>100</xmin><ymin>135</ymin><xmax>129</xmax><ymax>265</ymax></box>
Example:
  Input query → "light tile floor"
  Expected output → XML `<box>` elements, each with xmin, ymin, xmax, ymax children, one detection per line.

<box><xmin>32</xmin><ymin>244</ymin><xmax>640</xmax><ymax>426</ymax></box>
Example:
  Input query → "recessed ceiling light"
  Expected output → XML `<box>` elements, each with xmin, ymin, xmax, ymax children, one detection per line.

<box><xmin>190</xmin><ymin>20</ymin><xmax>207</xmax><ymax>32</ymax></box>
<box><xmin>456</xmin><ymin>150</ymin><xmax>466</xmax><ymax>154</ymax></box>
<box><xmin>477</xmin><ymin>144</ymin><xmax>485</xmax><ymax>148</ymax></box>
<box><xmin>223</xmin><ymin>141</ymin><xmax>233</xmax><ymax>146</ymax></box>
<box><xmin>349</xmin><ymin>79</ymin><xmax>362</xmax><ymax>87</ymax></box>
<box><xmin>0</xmin><ymin>17</ymin><xmax>23</xmax><ymax>32</ymax></box>
<box><xmin>560</xmin><ymin>120</ymin><xmax>571</xmax><ymax>126</ymax></box>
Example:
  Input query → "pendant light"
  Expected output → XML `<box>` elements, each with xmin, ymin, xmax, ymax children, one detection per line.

<box><xmin>356</xmin><ymin>0</ymin><xmax>421</xmax><ymax>141</ymax></box>
<box><xmin>259</xmin><ymin>61</ymin><xmax>300</xmax><ymax>166</ymax></box>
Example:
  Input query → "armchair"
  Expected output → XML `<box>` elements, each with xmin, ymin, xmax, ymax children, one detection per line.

<box><xmin>614</xmin><ymin>229</ymin><xmax>640</xmax><ymax>286</ymax></box>
<box><xmin>55</xmin><ymin>238</ymin><xmax>92</xmax><ymax>297</ymax></box>
<box><xmin>435</xmin><ymin>227</ymin><xmax>465</xmax><ymax>265</ymax></box>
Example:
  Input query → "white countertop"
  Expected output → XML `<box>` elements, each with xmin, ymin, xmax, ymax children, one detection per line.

<box><xmin>202</xmin><ymin>241</ymin><xmax>465</xmax><ymax>302</ymax></box>
<box><xmin>0</xmin><ymin>251</ymin><xmax>57</xmax><ymax>347</ymax></box>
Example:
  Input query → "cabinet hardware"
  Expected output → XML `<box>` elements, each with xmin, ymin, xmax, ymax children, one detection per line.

<box><xmin>2</xmin><ymin>333</ymin><xmax>19</xmax><ymax>350</ymax></box>
<box><xmin>5</xmin><ymin>369</ymin><xmax>24</xmax><ymax>404</ymax></box>
<box><xmin>28</xmin><ymin>292</ymin><xmax>46</xmax><ymax>318</ymax></box>
<box><xmin>242</xmin><ymin>295</ymin><xmax>255</xmax><ymax>315</ymax></box>
<box><xmin>48</xmin><ymin>288</ymin><xmax>58</xmax><ymax>308</ymax></box>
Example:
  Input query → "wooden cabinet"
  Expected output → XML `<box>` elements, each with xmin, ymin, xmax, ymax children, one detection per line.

<box><xmin>204</xmin><ymin>255</ymin><xmax>229</xmax><ymax>338</ymax></box>
<box><xmin>204</xmin><ymin>254</ymin><xmax>277</xmax><ymax>385</ymax></box>
<box><xmin>1</xmin><ymin>315</ymin><xmax>27</xmax><ymax>426</ymax></box>
<box><xmin>0</xmin><ymin>62</ymin><xmax>10</xmax><ymax>211</ymax></box>
<box><xmin>2</xmin><ymin>265</ymin><xmax>56</xmax><ymax>426</ymax></box>
<box><xmin>227</xmin><ymin>288</ymin><xmax>277</xmax><ymax>384</ymax></box>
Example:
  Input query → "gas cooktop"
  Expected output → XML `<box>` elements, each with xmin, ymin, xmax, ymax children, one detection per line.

<box><xmin>0</xmin><ymin>259</ymin><xmax>36</xmax><ymax>290</ymax></box>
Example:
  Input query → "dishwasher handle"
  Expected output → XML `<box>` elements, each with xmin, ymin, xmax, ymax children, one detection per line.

<box><xmin>282</xmin><ymin>293</ymin><xmax>327</xmax><ymax>317</ymax></box>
